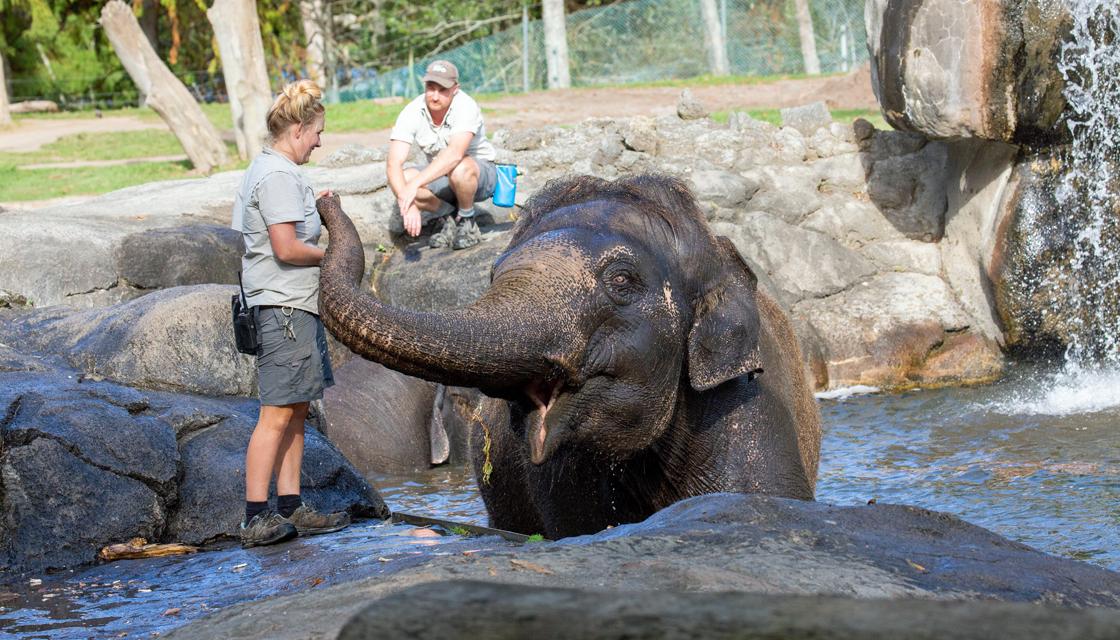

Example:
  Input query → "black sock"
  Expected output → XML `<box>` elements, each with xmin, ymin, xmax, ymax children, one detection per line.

<box><xmin>277</xmin><ymin>494</ymin><xmax>302</xmax><ymax>518</ymax></box>
<box><xmin>245</xmin><ymin>500</ymin><xmax>268</xmax><ymax>523</ymax></box>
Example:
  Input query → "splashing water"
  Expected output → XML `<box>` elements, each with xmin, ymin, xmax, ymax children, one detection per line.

<box><xmin>1001</xmin><ymin>0</ymin><xmax>1120</xmax><ymax>415</ymax></box>
<box><xmin>1054</xmin><ymin>0</ymin><xmax>1120</xmax><ymax>366</ymax></box>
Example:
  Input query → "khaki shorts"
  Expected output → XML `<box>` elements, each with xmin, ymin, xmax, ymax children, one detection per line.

<box><xmin>255</xmin><ymin>307</ymin><xmax>334</xmax><ymax>406</ymax></box>
<box><xmin>409</xmin><ymin>157</ymin><xmax>497</xmax><ymax>207</ymax></box>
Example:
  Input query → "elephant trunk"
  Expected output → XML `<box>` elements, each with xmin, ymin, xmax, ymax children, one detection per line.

<box><xmin>318</xmin><ymin>199</ymin><xmax>557</xmax><ymax>391</ymax></box>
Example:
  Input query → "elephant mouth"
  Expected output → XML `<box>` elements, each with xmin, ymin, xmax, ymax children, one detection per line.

<box><xmin>524</xmin><ymin>375</ymin><xmax>581</xmax><ymax>465</ymax></box>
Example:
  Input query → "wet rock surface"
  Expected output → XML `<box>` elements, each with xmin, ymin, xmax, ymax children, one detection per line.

<box><xmin>165</xmin><ymin>493</ymin><xmax>1120</xmax><ymax>640</ymax></box>
<box><xmin>339</xmin><ymin>580</ymin><xmax>1120</xmax><ymax>640</ymax></box>
<box><xmin>0</xmin><ymin>287</ymin><xmax>389</xmax><ymax>573</ymax></box>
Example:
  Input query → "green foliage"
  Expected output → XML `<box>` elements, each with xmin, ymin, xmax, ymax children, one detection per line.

<box><xmin>525</xmin><ymin>534</ymin><xmax>545</xmax><ymax>543</ymax></box>
<box><xmin>0</xmin><ymin>158</ymin><xmax>194</xmax><ymax>201</ymax></box>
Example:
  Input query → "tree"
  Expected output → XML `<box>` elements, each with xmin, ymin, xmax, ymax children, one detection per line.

<box><xmin>699</xmin><ymin>0</ymin><xmax>729</xmax><ymax>76</ymax></box>
<box><xmin>1</xmin><ymin>47</ymin><xmax>11</xmax><ymax>125</ymax></box>
<box><xmin>100</xmin><ymin>0</ymin><xmax>228</xmax><ymax>172</ymax></box>
<box><xmin>207</xmin><ymin>0</ymin><xmax>271</xmax><ymax>160</ymax></box>
<box><xmin>542</xmin><ymin>0</ymin><xmax>570</xmax><ymax>89</ymax></box>
<box><xmin>299</xmin><ymin>0</ymin><xmax>329</xmax><ymax>91</ymax></box>
<box><xmin>792</xmin><ymin>0</ymin><xmax>820</xmax><ymax>75</ymax></box>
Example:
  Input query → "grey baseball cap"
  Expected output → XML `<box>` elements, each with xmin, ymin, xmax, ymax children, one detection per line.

<box><xmin>422</xmin><ymin>60</ymin><xmax>459</xmax><ymax>88</ymax></box>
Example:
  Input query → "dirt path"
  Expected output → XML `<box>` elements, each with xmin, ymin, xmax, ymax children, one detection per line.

<box><xmin>0</xmin><ymin>115</ymin><xmax>165</xmax><ymax>152</ymax></box>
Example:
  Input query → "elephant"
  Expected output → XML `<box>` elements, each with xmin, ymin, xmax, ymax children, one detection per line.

<box><xmin>316</xmin><ymin>174</ymin><xmax>821</xmax><ymax>539</ymax></box>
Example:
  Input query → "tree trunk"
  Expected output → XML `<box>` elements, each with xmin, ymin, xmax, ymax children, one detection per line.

<box><xmin>300</xmin><ymin>0</ymin><xmax>328</xmax><ymax>91</ymax></box>
<box><xmin>100</xmin><ymin>0</ymin><xmax>228</xmax><ymax>173</ymax></box>
<box><xmin>208</xmin><ymin>0</ymin><xmax>272</xmax><ymax>160</ymax></box>
<box><xmin>792</xmin><ymin>0</ymin><xmax>821</xmax><ymax>76</ymax></box>
<box><xmin>0</xmin><ymin>48</ymin><xmax>12</xmax><ymax>126</ymax></box>
<box><xmin>542</xmin><ymin>0</ymin><xmax>571</xmax><ymax>89</ymax></box>
<box><xmin>135</xmin><ymin>0</ymin><xmax>160</xmax><ymax>51</ymax></box>
<box><xmin>699</xmin><ymin>0</ymin><xmax>729</xmax><ymax>76</ymax></box>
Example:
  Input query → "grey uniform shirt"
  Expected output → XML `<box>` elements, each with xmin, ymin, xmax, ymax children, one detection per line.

<box><xmin>231</xmin><ymin>147</ymin><xmax>322</xmax><ymax>314</ymax></box>
<box><xmin>389</xmin><ymin>91</ymin><xmax>497</xmax><ymax>162</ymax></box>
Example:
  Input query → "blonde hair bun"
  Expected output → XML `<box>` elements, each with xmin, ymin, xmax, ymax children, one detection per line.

<box><xmin>267</xmin><ymin>79</ymin><xmax>325</xmax><ymax>141</ymax></box>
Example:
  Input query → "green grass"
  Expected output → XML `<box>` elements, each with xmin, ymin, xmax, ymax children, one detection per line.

<box><xmin>0</xmin><ymin>159</ymin><xmax>198</xmax><ymax>201</ymax></box>
<box><xmin>1</xmin><ymin>128</ymin><xmax>243</xmax><ymax>201</ymax></box>
<box><xmin>710</xmin><ymin>107</ymin><xmax>888</xmax><ymax>131</ymax></box>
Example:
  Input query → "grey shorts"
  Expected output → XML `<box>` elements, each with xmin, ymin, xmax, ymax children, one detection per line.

<box><xmin>410</xmin><ymin>157</ymin><xmax>497</xmax><ymax>206</ymax></box>
<box><xmin>255</xmin><ymin>306</ymin><xmax>334</xmax><ymax>406</ymax></box>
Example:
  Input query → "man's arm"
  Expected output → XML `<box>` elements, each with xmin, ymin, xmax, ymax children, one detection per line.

<box><xmin>408</xmin><ymin>131</ymin><xmax>473</xmax><ymax>188</ymax></box>
<box><xmin>395</xmin><ymin>132</ymin><xmax>474</xmax><ymax>228</ymax></box>
<box><xmin>386</xmin><ymin>139</ymin><xmax>412</xmax><ymax>199</ymax></box>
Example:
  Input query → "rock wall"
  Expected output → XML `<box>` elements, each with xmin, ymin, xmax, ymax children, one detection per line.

<box><xmin>866</xmin><ymin>0</ymin><xmax>1070</xmax><ymax>143</ymax></box>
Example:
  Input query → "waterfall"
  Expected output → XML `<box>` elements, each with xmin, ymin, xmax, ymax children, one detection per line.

<box><xmin>1054</xmin><ymin>0</ymin><xmax>1120</xmax><ymax>366</ymax></box>
<box><xmin>994</xmin><ymin>0</ymin><xmax>1120</xmax><ymax>415</ymax></box>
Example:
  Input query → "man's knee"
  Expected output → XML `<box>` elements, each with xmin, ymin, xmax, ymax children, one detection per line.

<box><xmin>449</xmin><ymin>157</ymin><xmax>479</xmax><ymax>183</ymax></box>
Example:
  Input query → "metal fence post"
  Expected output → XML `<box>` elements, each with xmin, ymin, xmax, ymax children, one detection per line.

<box><xmin>523</xmin><ymin>2</ymin><xmax>530</xmax><ymax>93</ymax></box>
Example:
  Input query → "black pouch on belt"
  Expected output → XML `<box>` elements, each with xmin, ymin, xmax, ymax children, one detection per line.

<box><xmin>231</xmin><ymin>272</ymin><xmax>260</xmax><ymax>355</ymax></box>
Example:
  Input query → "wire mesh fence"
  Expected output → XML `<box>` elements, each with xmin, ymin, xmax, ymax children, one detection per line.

<box><xmin>6</xmin><ymin>0</ymin><xmax>867</xmax><ymax>108</ymax></box>
<box><xmin>339</xmin><ymin>0</ymin><xmax>867</xmax><ymax>102</ymax></box>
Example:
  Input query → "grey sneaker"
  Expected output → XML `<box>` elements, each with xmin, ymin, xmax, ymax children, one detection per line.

<box><xmin>284</xmin><ymin>503</ymin><xmax>350</xmax><ymax>536</ymax></box>
<box><xmin>240</xmin><ymin>511</ymin><xmax>298</xmax><ymax>548</ymax></box>
<box><xmin>428</xmin><ymin>216</ymin><xmax>457</xmax><ymax>249</ymax></box>
<box><xmin>452</xmin><ymin>217</ymin><xmax>481</xmax><ymax>250</ymax></box>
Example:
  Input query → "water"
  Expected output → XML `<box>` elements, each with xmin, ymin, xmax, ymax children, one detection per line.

<box><xmin>1052</xmin><ymin>0</ymin><xmax>1120</xmax><ymax>365</ymax></box>
<box><xmin>3</xmin><ymin>365</ymin><xmax>1117</xmax><ymax>639</ymax></box>
<box><xmin>818</xmin><ymin>364</ymin><xmax>1120</xmax><ymax>571</ymax></box>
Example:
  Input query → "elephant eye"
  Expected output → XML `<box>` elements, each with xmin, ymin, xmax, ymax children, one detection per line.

<box><xmin>602</xmin><ymin>264</ymin><xmax>643</xmax><ymax>304</ymax></box>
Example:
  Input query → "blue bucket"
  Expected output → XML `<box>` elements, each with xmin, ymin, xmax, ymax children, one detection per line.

<box><xmin>492</xmin><ymin>163</ymin><xmax>517</xmax><ymax>208</ymax></box>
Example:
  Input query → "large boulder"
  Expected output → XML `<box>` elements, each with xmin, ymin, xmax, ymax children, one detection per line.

<box><xmin>866</xmin><ymin>0</ymin><xmax>1071</xmax><ymax>143</ymax></box>
<box><xmin>0</xmin><ymin>163</ymin><xmax>388</xmax><ymax>308</ymax></box>
<box><xmin>340</xmin><ymin>581</ymin><xmax>1120</xmax><ymax>639</ymax></box>
<box><xmin>0</xmin><ymin>369</ymin><xmax>387</xmax><ymax>572</ymax></box>
<box><xmin>166</xmin><ymin>493</ymin><xmax>1120</xmax><ymax>640</ymax></box>
<box><xmin>0</xmin><ymin>284</ymin><xmax>257</xmax><ymax>396</ymax></box>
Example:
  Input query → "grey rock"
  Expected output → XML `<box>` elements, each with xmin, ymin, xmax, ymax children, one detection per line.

<box><xmin>866</xmin><ymin>141</ymin><xmax>950</xmax><ymax>241</ymax></box>
<box><xmin>167</xmin><ymin>493</ymin><xmax>1120</xmax><ymax>640</ymax></box>
<box><xmin>0</xmin><ymin>284</ymin><xmax>257</xmax><ymax>396</ymax></box>
<box><xmin>0</xmin><ymin>364</ymin><xmax>388</xmax><ymax>571</ymax></box>
<box><xmin>169</xmin><ymin>403</ymin><xmax>387</xmax><ymax>545</ymax></box>
<box><xmin>716</xmin><ymin>214</ymin><xmax>877</xmax><ymax>305</ymax></box>
<box><xmin>320</xmin><ymin>358</ymin><xmax>439</xmax><ymax>476</ymax></box>
<box><xmin>340</xmin><ymin>580</ymin><xmax>1120</xmax><ymax>640</ymax></box>
<box><xmin>688</xmin><ymin>170</ymin><xmax>760</xmax><ymax>208</ymax></box>
<box><xmin>802</xmin><ymin>200</ymin><xmax>907</xmax><ymax>249</ymax></box>
<box><xmin>318</xmin><ymin>143</ymin><xmax>387</xmax><ymax>168</ymax></box>
<box><xmin>866</xmin><ymin>0</ymin><xmax>1069</xmax><ymax>143</ymax></box>
<box><xmin>780</xmin><ymin>101</ymin><xmax>833</xmax><ymax>137</ymax></box>
<box><xmin>117</xmin><ymin>224</ymin><xmax>241</xmax><ymax>290</ymax></box>
<box><xmin>792</xmin><ymin>272</ymin><xmax>1002</xmax><ymax>389</ymax></box>
<box><xmin>376</xmin><ymin>229</ymin><xmax>511</xmax><ymax>312</ymax></box>
<box><xmin>676</xmin><ymin>89</ymin><xmax>709</xmax><ymax>120</ymax></box>
<box><xmin>1</xmin><ymin>437</ymin><xmax>163</xmax><ymax>572</ymax></box>
<box><xmin>861</xmin><ymin>239</ymin><xmax>944</xmax><ymax>276</ymax></box>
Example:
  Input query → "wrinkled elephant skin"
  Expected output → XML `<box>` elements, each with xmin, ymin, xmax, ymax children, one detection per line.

<box><xmin>317</xmin><ymin>175</ymin><xmax>821</xmax><ymax>538</ymax></box>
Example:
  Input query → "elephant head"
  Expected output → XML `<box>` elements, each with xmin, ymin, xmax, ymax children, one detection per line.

<box><xmin>318</xmin><ymin>175</ymin><xmax>820</xmax><ymax>537</ymax></box>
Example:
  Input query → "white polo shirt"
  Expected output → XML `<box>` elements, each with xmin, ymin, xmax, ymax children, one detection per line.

<box><xmin>389</xmin><ymin>91</ymin><xmax>496</xmax><ymax>163</ymax></box>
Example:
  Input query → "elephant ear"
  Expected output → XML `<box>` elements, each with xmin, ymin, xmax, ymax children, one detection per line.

<box><xmin>687</xmin><ymin>236</ymin><xmax>763</xmax><ymax>391</ymax></box>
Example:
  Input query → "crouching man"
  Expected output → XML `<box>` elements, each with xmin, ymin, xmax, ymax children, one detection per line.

<box><xmin>386</xmin><ymin>60</ymin><xmax>497</xmax><ymax>250</ymax></box>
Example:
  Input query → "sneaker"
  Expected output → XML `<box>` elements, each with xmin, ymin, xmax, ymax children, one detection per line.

<box><xmin>240</xmin><ymin>511</ymin><xmax>298</xmax><ymax>548</ymax></box>
<box><xmin>428</xmin><ymin>216</ymin><xmax>457</xmax><ymax>249</ymax></box>
<box><xmin>452</xmin><ymin>217</ymin><xmax>481</xmax><ymax>250</ymax></box>
<box><xmin>284</xmin><ymin>503</ymin><xmax>351</xmax><ymax>536</ymax></box>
